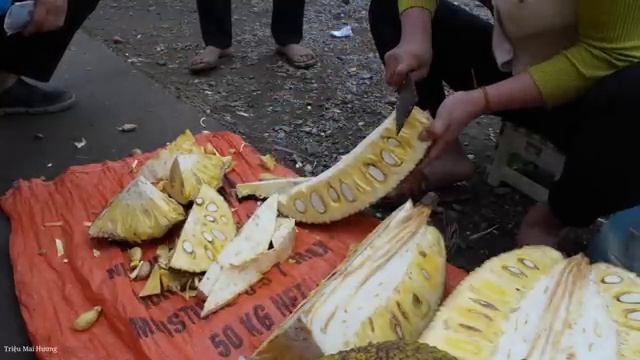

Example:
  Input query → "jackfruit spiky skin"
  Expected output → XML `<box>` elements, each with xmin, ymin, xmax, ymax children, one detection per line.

<box><xmin>138</xmin><ymin>130</ymin><xmax>203</xmax><ymax>182</ymax></box>
<box><xmin>591</xmin><ymin>263</ymin><xmax>640</xmax><ymax>359</ymax></box>
<box><xmin>236</xmin><ymin>177</ymin><xmax>310</xmax><ymax>199</ymax></box>
<box><xmin>252</xmin><ymin>200</ymin><xmax>446</xmax><ymax>360</ymax></box>
<box><xmin>419</xmin><ymin>246</ymin><xmax>565</xmax><ymax>360</ymax></box>
<box><xmin>320</xmin><ymin>341</ymin><xmax>458</xmax><ymax>360</ymax></box>
<box><xmin>278</xmin><ymin>107</ymin><xmax>432</xmax><ymax>224</ymax></box>
<box><xmin>168</xmin><ymin>185</ymin><xmax>237</xmax><ymax>273</ymax></box>
<box><xmin>89</xmin><ymin>177</ymin><xmax>186</xmax><ymax>243</ymax></box>
<box><xmin>165</xmin><ymin>154</ymin><xmax>231</xmax><ymax>204</ymax></box>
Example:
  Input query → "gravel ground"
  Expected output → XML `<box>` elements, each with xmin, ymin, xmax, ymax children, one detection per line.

<box><xmin>83</xmin><ymin>0</ymin><xmax>593</xmax><ymax>270</ymax></box>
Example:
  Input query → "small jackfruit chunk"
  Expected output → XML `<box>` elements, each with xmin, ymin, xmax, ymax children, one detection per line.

<box><xmin>236</xmin><ymin>177</ymin><xmax>310</xmax><ymax>199</ymax></box>
<box><xmin>138</xmin><ymin>130</ymin><xmax>203</xmax><ymax>182</ymax></box>
<box><xmin>278</xmin><ymin>107</ymin><xmax>432</xmax><ymax>224</ymax></box>
<box><xmin>139</xmin><ymin>264</ymin><xmax>162</xmax><ymax>297</ymax></box>
<box><xmin>168</xmin><ymin>185</ymin><xmax>237</xmax><ymax>273</ymax></box>
<box><xmin>164</xmin><ymin>154</ymin><xmax>232</xmax><ymax>204</ymax></box>
<box><xmin>252</xmin><ymin>200</ymin><xmax>446</xmax><ymax>360</ymax></box>
<box><xmin>320</xmin><ymin>341</ymin><xmax>457</xmax><ymax>360</ymax></box>
<box><xmin>88</xmin><ymin>177</ymin><xmax>186</xmax><ymax>243</ymax></box>
<box><xmin>419</xmin><ymin>247</ymin><xmax>640</xmax><ymax>360</ymax></box>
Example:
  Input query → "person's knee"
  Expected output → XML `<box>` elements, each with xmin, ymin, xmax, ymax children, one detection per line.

<box><xmin>584</xmin><ymin>62</ymin><xmax>640</xmax><ymax>110</ymax></box>
<box><xmin>368</xmin><ymin>0</ymin><xmax>400</xmax><ymax>62</ymax></box>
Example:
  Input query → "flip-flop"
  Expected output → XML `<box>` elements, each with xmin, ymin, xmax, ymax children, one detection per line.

<box><xmin>189</xmin><ymin>48</ymin><xmax>232</xmax><ymax>74</ymax></box>
<box><xmin>276</xmin><ymin>45</ymin><xmax>318</xmax><ymax>69</ymax></box>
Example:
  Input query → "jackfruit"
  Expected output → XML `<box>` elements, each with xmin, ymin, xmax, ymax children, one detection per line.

<box><xmin>252</xmin><ymin>200</ymin><xmax>446</xmax><ymax>360</ymax></box>
<box><xmin>199</xmin><ymin>217</ymin><xmax>295</xmax><ymax>317</ymax></box>
<box><xmin>278</xmin><ymin>107</ymin><xmax>432</xmax><ymax>224</ymax></box>
<box><xmin>168</xmin><ymin>185</ymin><xmax>237</xmax><ymax>273</ymax></box>
<box><xmin>138</xmin><ymin>130</ymin><xmax>203</xmax><ymax>182</ymax></box>
<box><xmin>88</xmin><ymin>177</ymin><xmax>186</xmax><ymax>243</ymax></box>
<box><xmin>164</xmin><ymin>154</ymin><xmax>232</xmax><ymax>204</ymax></box>
<box><xmin>236</xmin><ymin>177</ymin><xmax>310</xmax><ymax>199</ymax></box>
<box><xmin>320</xmin><ymin>341</ymin><xmax>457</xmax><ymax>360</ymax></box>
<box><xmin>419</xmin><ymin>247</ymin><xmax>640</xmax><ymax>360</ymax></box>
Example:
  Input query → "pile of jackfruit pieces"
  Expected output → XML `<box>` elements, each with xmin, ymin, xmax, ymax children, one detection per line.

<box><xmin>88</xmin><ymin>108</ymin><xmax>640</xmax><ymax>359</ymax></box>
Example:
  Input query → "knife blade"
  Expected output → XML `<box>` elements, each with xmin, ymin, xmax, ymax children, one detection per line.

<box><xmin>395</xmin><ymin>75</ymin><xmax>418</xmax><ymax>134</ymax></box>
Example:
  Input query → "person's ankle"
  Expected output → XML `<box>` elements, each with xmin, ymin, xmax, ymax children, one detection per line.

<box><xmin>517</xmin><ymin>203</ymin><xmax>565</xmax><ymax>248</ymax></box>
<box><xmin>0</xmin><ymin>72</ymin><xmax>18</xmax><ymax>92</ymax></box>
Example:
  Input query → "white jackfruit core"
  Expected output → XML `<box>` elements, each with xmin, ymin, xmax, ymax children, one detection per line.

<box><xmin>491</xmin><ymin>261</ymin><xmax>617</xmax><ymax>360</ymax></box>
<box><xmin>305</xmin><ymin>226</ymin><xmax>427</xmax><ymax>355</ymax></box>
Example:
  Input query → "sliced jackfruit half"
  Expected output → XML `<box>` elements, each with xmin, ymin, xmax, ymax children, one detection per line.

<box><xmin>199</xmin><ymin>217</ymin><xmax>296</xmax><ymax>317</ymax></box>
<box><xmin>278</xmin><ymin>107</ymin><xmax>432</xmax><ymax>224</ymax></box>
<box><xmin>320</xmin><ymin>341</ymin><xmax>457</xmax><ymax>360</ymax></box>
<box><xmin>138</xmin><ymin>130</ymin><xmax>203</xmax><ymax>182</ymax></box>
<box><xmin>88</xmin><ymin>176</ymin><xmax>186</xmax><ymax>242</ymax></box>
<box><xmin>252</xmin><ymin>200</ymin><xmax>446</xmax><ymax>359</ymax></box>
<box><xmin>420</xmin><ymin>247</ymin><xmax>640</xmax><ymax>360</ymax></box>
<box><xmin>236</xmin><ymin>177</ymin><xmax>310</xmax><ymax>199</ymax></box>
<box><xmin>168</xmin><ymin>185</ymin><xmax>237</xmax><ymax>273</ymax></box>
<box><xmin>164</xmin><ymin>153</ymin><xmax>232</xmax><ymax>204</ymax></box>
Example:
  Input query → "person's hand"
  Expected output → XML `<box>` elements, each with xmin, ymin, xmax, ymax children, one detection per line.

<box><xmin>23</xmin><ymin>0</ymin><xmax>68</xmax><ymax>36</ymax></box>
<box><xmin>384</xmin><ymin>7</ymin><xmax>433</xmax><ymax>88</ymax></box>
<box><xmin>422</xmin><ymin>89</ymin><xmax>486</xmax><ymax>160</ymax></box>
<box><xmin>384</xmin><ymin>40</ymin><xmax>432</xmax><ymax>88</ymax></box>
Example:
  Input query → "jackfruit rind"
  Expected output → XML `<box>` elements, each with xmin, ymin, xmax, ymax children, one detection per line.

<box><xmin>168</xmin><ymin>185</ymin><xmax>237</xmax><ymax>273</ymax></box>
<box><xmin>216</xmin><ymin>195</ymin><xmax>279</xmax><ymax>267</ymax></box>
<box><xmin>236</xmin><ymin>177</ymin><xmax>310</xmax><ymax>199</ymax></box>
<box><xmin>200</xmin><ymin>217</ymin><xmax>295</xmax><ymax>317</ymax></box>
<box><xmin>419</xmin><ymin>246</ymin><xmax>566</xmax><ymax>360</ymax></box>
<box><xmin>88</xmin><ymin>177</ymin><xmax>186</xmax><ymax>243</ymax></box>
<box><xmin>278</xmin><ymin>107</ymin><xmax>432</xmax><ymax>224</ymax></box>
<box><xmin>138</xmin><ymin>130</ymin><xmax>203</xmax><ymax>182</ymax></box>
<box><xmin>320</xmin><ymin>341</ymin><xmax>458</xmax><ymax>360</ymax></box>
<box><xmin>592</xmin><ymin>262</ymin><xmax>640</xmax><ymax>359</ymax></box>
<box><xmin>252</xmin><ymin>200</ymin><xmax>446</xmax><ymax>359</ymax></box>
<box><xmin>165</xmin><ymin>153</ymin><xmax>232</xmax><ymax>204</ymax></box>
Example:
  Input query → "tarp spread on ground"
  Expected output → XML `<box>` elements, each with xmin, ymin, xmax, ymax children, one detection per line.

<box><xmin>0</xmin><ymin>131</ymin><xmax>467</xmax><ymax>360</ymax></box>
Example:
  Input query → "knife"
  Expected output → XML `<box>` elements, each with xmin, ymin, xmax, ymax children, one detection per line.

<box><xmin>395</xmin><ymin>75</ymin><xmax>418</xmax><ymax>134</ymax></box>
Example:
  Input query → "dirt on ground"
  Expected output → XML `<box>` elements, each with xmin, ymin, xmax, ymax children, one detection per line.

<box><xmin>83</xmin><ymin>0</ymin><xmax>594</xmax><ymax>271</ymax></box>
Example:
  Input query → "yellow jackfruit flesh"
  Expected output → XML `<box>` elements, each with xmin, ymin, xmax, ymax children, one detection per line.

<box><xmin>164</xmin><ymin>153</ymin><xmax>232</xmax><ymax>204</ymax></box>
<box><xmin>236</xmin><ymin>177</ymin><xmax>310</xmax><ymax>199</ymax></box>
<box><xmin>320</xmin><ymin>341</ymin><xmax>457</xmax><ymax>360</ymax></box>
<box><xmin>278</xmin><ymin>107</ymin><xmax>432</xmax><ymax>224</ymax></box>
<box><xmin>88</xmin><ymin>177</ymin><xmax>186</xmax><ymax>243</ymax></box>
<box><xmin>168</xmin><ymin>185</ymin><xmax>237</xmax><ymax>273</ymax></box>
<box><xmin>252</xmin><ymin>200</ymin><xmax>446</xmax><ymax>360</ymax></box>
<box><xmin>138</xmin><ymin>130</ymin><xmax>203</xmax><ymax>182</ymax></box>
<box><xmin>420</xmin><ymin>247</ymin><xmax>640</xmax><ymax>360</ymax></box>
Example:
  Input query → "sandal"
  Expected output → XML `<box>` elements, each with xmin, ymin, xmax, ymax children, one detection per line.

<box><xmin>189</xmin><ymin>47</ymin><xmax>232</xmax><ymax>74</ymax></box>
<box><xmin>276</xmin><ymin>44</ymin><xmax>318</xmax><ymax>69</ymax></box>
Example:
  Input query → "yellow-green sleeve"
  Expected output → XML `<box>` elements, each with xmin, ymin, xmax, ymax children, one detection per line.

<box><xmin>528</xmin><ymin>0</ymin><xmax>640</xmax><ymax>107</ymax></box>
<box><xmin>398</xmin><ymin>0</ymin><xmax>438</xmax><ymax>15</ymax></box>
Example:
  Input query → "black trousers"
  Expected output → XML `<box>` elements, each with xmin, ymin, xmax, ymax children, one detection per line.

<box><xmin>196</xmin><ymin>0</ymin><xmax>305</xmax><ymax>49</ymax></box>
<box><xmin>0</xmin><ymin>0</ymin><xmax>99</xmax><ymax>82</ymax></box>
<box><xmin>369</xmin><ymin>0</ymin><xmax>640</xmax><ymax>227</ymax></box>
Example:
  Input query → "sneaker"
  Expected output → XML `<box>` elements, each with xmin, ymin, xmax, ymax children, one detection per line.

<box><xmin>0</xmin><ymin>78</ymin><xmax>76</xmax><ymax>115</ymax></box>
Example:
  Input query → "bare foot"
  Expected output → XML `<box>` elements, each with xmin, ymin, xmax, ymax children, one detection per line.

<box><xmin>517</xmin><ymin>203</ymin><xmax>566</xmax><ymax>248</ymax></box>
<box><xmin>381</xmin><ymin>141</ymin><xmax>475</xmax><ymax>206</ymax></box>
<box><xmin>276</xmin><ymin>44</ymin><xmax>317</xmax><ymax>69</ymax></box>
<box><xmin>189</xmin><ymin>46</ymin><xmax>232</xmax><ymax>73</ymax></box>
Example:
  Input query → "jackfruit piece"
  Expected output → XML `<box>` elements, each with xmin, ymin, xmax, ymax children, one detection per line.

<box><xmin>236</xmin><ymin>177</ymin><xmax>310</xmax><ymax>199</ymax></box>
<box><xmin>199</xmin><ymin>217</ymin><xmax>295</xmax><ymax>317</ymax></box>
<box><xmin>260</xmin><ymin>154</ymin><xmax>277</xmax><ymax>171</ymax></box>
<box><xmin>168</xmin><ymin>185</ymin><xmax>237</xmax><ymax>273</ymax></box>
<box><xmin>164</xmin><ymin>153</ymin><xmax>232</xmax><ymax>204</ymax></box>
<box><xmin>138</xmin><ymin>130</ymin><xmax>203</xmax><ymax>182</ymax></box>
<box><xmin>139</xmin><ymin>264</ymin><xmax>162</xmax><ymax>297</ymax></box>
<box><xmin>252</xmin><ymin>200</ymin><xmax>446</xmax><ymax>360</ymax></box>
<box><xmin>419</xmin><ymin>246</ymin><xmax>564</xmax><ymax>360</ymax></box>
<box><xmin>216</xmin><ymin>195</ymin><xmax>280</xmax><ymax>267</ymax></box>
<box><xmin>88</xmin><ymin>177</ymin><xmax>186</xmax><ymax>243</ymax></box>
<box><xmin>592</xmin><ymin>263</ymin><xmax>640</xmax><ymax>359</ymax></box>
<box><xmin>278</xmin><ymin>107</ymin><xmax>432</xmax><ymax>224</ymax></box>
<box><xmin>320</xmin><ymin>341</ymin><xmax>457</xmax><ymax>360</ymax></box>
